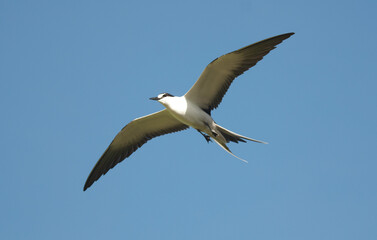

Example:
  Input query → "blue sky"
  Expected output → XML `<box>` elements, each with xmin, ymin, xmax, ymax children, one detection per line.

<box><xmin>1</xmin><ymin>0</ymin><xmax>376</xmax><ymax>239</ymax></box>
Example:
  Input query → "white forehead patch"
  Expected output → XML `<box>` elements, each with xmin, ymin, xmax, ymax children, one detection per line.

<box><xmin>158</xmin><ymin>93</ymin><xmax>165</xmax><ymax>99</ymax></box>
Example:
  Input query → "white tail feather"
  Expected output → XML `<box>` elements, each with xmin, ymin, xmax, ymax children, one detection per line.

<box><xmin>216</xmin><ymin>124</ymin><xmax>268</xmax><ymax>144</ymax></box>
<box><xmin>212</xmin><ymin>137</ymin><xmax>248</xmax><ymax>163</ymax></box>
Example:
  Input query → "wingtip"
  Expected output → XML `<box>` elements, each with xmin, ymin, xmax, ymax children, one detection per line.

<box><xmin>83</xmin><ymin>181</ymin><xmax>92</xmax><ymax>192</ymax></box>
<box><xmin>283</xmin><ymin>32</ymin><xmax>295</xmax><ymax>37</ymax></box>
<box><xmin>280</xmin><ymin>32</ymin><xmax>295</xmax><ymax>40</ymax></box>
<box><xmin>276</xmin><ymin>32</ymin><xmax>295</xmax><ymax>40</ymax></box>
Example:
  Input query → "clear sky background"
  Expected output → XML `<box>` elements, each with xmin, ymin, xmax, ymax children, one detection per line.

<box><xmin>1</xmin><ymin>0</ymin><xmax>376</xmax><ymax>239</ymax></box>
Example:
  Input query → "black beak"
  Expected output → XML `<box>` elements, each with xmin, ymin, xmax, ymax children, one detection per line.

<box><xmin>149</xmin><ymin>97</ymin><xmax>159</xmax><ymax>101</ymax></box>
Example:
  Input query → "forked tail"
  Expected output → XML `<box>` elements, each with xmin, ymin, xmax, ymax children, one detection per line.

<box><xmin>216</xmin><ymin>124</ymin><xmax>268</xmax><ymax>144</ymax></box>
<box><xmin>211</xmin><ymin>124</ymin><xmax>267</xmax><ymax>163</ymax></box>
<box><xmin>212</xmin><ymin>137</ymin><xmax>249</xmax><ymax>163</ymax></box>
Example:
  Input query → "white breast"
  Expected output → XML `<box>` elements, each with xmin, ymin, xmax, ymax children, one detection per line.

<box><xmin>163</xmin><ymin>96</ymin><xmax>213</xmax><ymax>130</ymax></box>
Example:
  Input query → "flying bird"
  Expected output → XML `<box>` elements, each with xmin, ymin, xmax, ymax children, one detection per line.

<box><xmin>84</xmin><ymin>32</ymin><xmax>294</xmax><ymax>191</ymax></box>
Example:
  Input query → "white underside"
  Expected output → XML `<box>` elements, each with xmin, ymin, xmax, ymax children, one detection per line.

<box><xmin>158</xmin><ymin>96</ymin><xmax>252</xmax><ymax>162</ymax></box>
<box><xmin>161</xmin><ymin>96</ymin><xmax>214</xmax><ymax>133</ymax></box>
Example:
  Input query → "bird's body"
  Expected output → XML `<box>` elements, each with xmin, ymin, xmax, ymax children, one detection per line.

<box><xmin>84</xmin><ymin>32</ymin><xmax>295</xmax><ymax>191</ymax></box>
<box><xmin>160</xmin><ymin>96</ymin><xmax>214</xmax><ymax>135</ymax></box>
<box><xmin>156</xmin><ymin>93</ymin><xmax>264</xmax><ymax>160</ymax></box>
<box><xmin>158</xmin><ymin>95</ymin><xmax>229</xmax><ymax>146</ymax></box>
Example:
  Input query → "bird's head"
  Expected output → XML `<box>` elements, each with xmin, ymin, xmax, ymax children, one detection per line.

<box><xmin>149</xmin><ymin>93</ymin><xmax>174</xmax><ymax>104</ymax></box>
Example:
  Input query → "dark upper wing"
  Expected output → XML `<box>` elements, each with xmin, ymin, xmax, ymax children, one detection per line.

<box><xmin>184</xmin><ymin>33</ymin><xmax>294</xmax><ymax>113</ymax></box>
<box><xmin>83</xmin><ymin>109</ymin><xmax>188</xmax><ymax>191</ymax></box>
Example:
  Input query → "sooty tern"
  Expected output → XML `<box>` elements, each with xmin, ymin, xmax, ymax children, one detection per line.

<box><xmin>84</xmin><ymin>32</ymin><xmax>294</xmax><ymax>191</ymax></box>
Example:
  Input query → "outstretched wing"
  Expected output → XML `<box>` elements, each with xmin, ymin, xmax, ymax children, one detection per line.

<box><xmin>84</xmin><ymin>109</ymin><xmax>188</xmax><ymax>191</ymax></box>
<box><xmin>184</xmin><ymin>33</ymin><xmax>294</xmax><ymax>113</ymax></box>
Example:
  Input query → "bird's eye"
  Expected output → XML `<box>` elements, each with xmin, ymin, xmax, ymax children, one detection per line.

<box><xmin>163</xmin><ymin>93</ymin><xmax>172</xmax><ymax>98</ymax></box>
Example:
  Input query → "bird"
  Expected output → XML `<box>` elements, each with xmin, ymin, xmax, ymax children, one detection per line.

<box><xmin>83</xmin><ymin>32</ymin><xmax>294</xmax><ymax>191</ymax></box>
